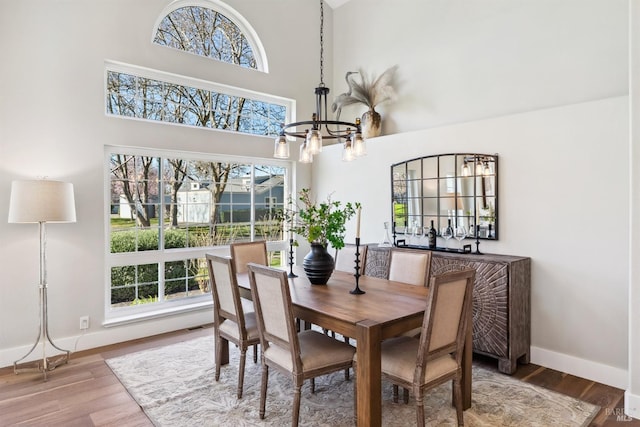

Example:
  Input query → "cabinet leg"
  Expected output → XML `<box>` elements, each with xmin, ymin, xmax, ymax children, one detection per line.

<box><xmin>518</xmin><ymin>352</ymin><xmax>530</xmax><ymax>365</ymax></box>
<box><xmin>498</xmin><ymin>358</ymin><xmax>516</xmax><ymax>375</ymax></box>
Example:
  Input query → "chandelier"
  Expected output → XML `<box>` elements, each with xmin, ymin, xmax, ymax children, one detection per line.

<box><xmin>273</xmin><ymin>0</ymin><xmax>366</xmax><ymax>163</ymax></box>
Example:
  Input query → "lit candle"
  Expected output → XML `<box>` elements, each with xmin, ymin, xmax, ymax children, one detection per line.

<box><xmin>355</xmin><ymin>206</ymin><xmax>361</xmax><ymax>238</ymax></box>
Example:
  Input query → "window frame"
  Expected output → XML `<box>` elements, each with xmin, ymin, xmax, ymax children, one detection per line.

<box><xmin>104</xmin><ymin>145</ymin><xmax>293</xmax><ymax>325</ymax></box>
<box><xmin>104</xmin><ymin>60</ymin><xmax>295</xmax><ymax>136</ymax></box>
<box><xmin>151</xmin><ymin>0</ymin><xmax>269</xmax><ymax>72</ymax></box>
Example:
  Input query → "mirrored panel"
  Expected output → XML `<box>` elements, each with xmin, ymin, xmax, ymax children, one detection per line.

<box><xmin>391</xmin><ymin>153</ymin><xmax>498</xmax><ymax>240</ymax></box>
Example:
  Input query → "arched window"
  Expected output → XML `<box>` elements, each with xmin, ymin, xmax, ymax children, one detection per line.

<box><xmin>152</xmin><ymin>0</ymin><xmax>268</xmax><ymax>72</ymax></box>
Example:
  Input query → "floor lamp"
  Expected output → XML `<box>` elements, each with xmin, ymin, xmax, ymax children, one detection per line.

<box><xmin>8</xmin><ymin>179</ymin><xmax>77</xmax><ymax>380</ymax></box>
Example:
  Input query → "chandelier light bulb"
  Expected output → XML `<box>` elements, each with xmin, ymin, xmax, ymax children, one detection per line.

<box><xmin>461</xmin><ymin>160</ymin><xmax>470</xmax><ymax>177</ymax></box>
<box><xmin>353</xmin><ymin>131</ymin><xmax>366</xmax><ymax>157</ymax></box>
<box><xmin>273</xmin><ymin>134</ymin><xmax>289</xmax><ymax>159</ymax></box>
<box><xmin>299</xmin><ymin>141</ymin><xmax>313</xmax><ymax>163</ymax></box>
<box><xmin>307</xmin><ymin>129</ymin><xmax>322</xmax><ymax>155</ymax></box>
<box><xmin>342</xmin><ymin>137</ymin><xmax>355</xmax><ymax>162</ymax></box>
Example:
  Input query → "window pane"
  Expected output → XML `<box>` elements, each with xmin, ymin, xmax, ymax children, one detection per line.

<box><xmin>108</xmin><ymin>150</ymin><xmax>288</xmax><ymax>311</ymax></box>
<box><xmin>110</xmin><ymin>263</ymin><xmax>158</xmax><ymax>307</ymax></box>
<box><xmin>106</xmin><ymin>71</ymin><xmax>285</xmax><ymax>137</ymax></box>
<box><xmin>154</xmin><ymin>6</ymin><xmax>257</xmax><ymax>69</ymax></box>
<box><xmin>164</xmin><ymin>258</ymin><xmax>209</xmax><ymax>301</ymax></box>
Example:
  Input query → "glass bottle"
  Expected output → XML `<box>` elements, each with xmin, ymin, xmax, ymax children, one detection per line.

<box><xmin>428</xmin><ymin>220</ymin><xmax>437</xmax><ymax>249</ymax></box>
<box><xmin>379</xmin><ymin>222</ymin><xmax>393</xmax><ymax>247</ymax></box>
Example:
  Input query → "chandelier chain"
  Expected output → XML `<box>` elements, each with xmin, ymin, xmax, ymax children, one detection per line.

<box><xmin>319</xmin><ymin>0</ymin><xmax>324</xmax><ymax>86</ymax></box>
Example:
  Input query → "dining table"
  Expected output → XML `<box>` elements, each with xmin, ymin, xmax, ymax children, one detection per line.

<box><xmin>233</xmin><ymin>266</ymin><xmax>472</xmax><ymax>427</ymax></box>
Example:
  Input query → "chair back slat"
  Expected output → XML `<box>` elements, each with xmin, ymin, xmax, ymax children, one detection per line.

<box><xmin>247</xmin><ymin>263</ymin><xmax>301</xmax><ymax>369</ymax></box>
<box><xmin>416</xmin><ymin>269</ymin><xmax>475</xmax><ymax>375</ymax></box>
<box><xmin>231</xmin><ymin>241</ymin><xmax>268</xmax><ymax>274</ymax></box>
<box><xmin>206</xmin><ymin>254</ymin><xmax>244</xmax><ymax>328</ymax></box>
<box><xmin>427</xmin><ymin>277</ymin><xmax>468</xmax><ymax>352</ymax></box>
<box><xmin>334</xmin><ymin>244</ymin><xmax>368</xmax><ymax>274</ymax></box>
<box><xmin>388</xmin><ymin>249</ymin><xmax>432</xmax><ymax>286</ymax></box>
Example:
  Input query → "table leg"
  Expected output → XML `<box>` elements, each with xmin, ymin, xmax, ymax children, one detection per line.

<box><xmin>356</xmin><ymin>320</ymin><xmax>382</xmax><ymax>427</ymax></box>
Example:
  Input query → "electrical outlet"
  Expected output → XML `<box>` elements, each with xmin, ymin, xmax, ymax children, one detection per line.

<box><xmin>79</xmin><ymin>316</ymin><xmax>90</xmax><ymax>330</ymax></box>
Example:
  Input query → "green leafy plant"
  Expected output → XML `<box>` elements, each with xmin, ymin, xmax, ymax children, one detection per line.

<box><xmin>287</xmin><ymin>188</ymin><xmax>359</xmax><ymax>250</ymax></box>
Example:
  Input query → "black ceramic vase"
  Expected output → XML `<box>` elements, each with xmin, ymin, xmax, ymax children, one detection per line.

<box><xmin>302</xmin><ymin>243</ymin><xmax>335</xmax><ymax>285</ymax></box>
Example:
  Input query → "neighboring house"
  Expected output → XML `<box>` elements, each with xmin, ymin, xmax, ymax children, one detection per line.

<box><xmin>116</xmin><ymin>176</ymin><xmax>285</xmax><ymax>223</ymax></box>
<box><xmin>176</xmin><ymin>175</ymin><xmax>285</xmax><ymax>224</ymax></box>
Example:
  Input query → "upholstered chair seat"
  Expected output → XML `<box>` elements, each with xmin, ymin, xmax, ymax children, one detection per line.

<box><xmin>218</xmin><ymin>312</ymin><xmax>260</xmax><ymax>342</ymax></box>
<box><xmin>380</xmin><ymin>336</ymin><xmax>458</xmax><ymax>384</ymax></box>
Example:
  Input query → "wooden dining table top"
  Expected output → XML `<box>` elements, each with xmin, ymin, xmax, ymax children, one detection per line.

<box><xmin>236</xmin><ymin>266</ymin><xmax>429</xmax><ymax>338</ymax></box>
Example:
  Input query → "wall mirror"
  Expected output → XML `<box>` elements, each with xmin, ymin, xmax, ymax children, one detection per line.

<box><xmin>391</xmin><ymin>153</ymin><xmax>498</xmax><ymax>240</ymax></box>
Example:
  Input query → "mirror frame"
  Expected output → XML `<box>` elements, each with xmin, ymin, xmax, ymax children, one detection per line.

<box><xmin>391</xmin><ymin>153</ymin><xmax>499</xmax><ymax>240</ymax></box>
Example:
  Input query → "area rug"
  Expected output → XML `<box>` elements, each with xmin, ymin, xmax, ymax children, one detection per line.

<box><xmin>106</xmin><ymin>336</ymin><xmax>599</xmax><ymax>426</ymax></box>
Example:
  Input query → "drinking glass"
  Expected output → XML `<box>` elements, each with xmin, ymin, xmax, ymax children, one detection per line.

<box><xmin>454</xmin><ymin>225</ymin><xmax>467</xmax><ymax>250</ymax></box>
<box><xmin>421</xmin><ymin>226</ymin><xmax>429</xmax><ymax>246</ymax></box>
<box><xmin>441</xmin><ymin>226</ymin><xmax>453</xmax><ymax>249</ymax></box>
<box><xmin>410</xmin><ymin>220</ymin><xmax>419</xmax><ymax>245</ymax></box>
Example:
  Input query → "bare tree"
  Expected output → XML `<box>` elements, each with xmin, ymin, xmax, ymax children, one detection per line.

<box><xmin>110</xmin><ymin>155</ymin><xmax>157</xmax><ymax>227</ymax></box>
<box><xmin>165</xmin><ymin>159</ymin><xmax>189</xmax><ymax>227</ymax></box>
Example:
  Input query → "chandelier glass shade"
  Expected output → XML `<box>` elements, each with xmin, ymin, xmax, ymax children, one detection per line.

<box><xmin>273</xmin><ymin>0</ymin><xmax>366</xmax><ymax>163</ymax></box>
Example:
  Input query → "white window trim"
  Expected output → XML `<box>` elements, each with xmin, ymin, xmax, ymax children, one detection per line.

<box><xmin>151</xmin><ymin>0</ymin><xmax>270</xmax><ymax>73</ymax></box>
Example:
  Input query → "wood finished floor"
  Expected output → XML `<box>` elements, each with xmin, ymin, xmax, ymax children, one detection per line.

<box><xmin>0</xmin><ymin>325</ymin><xmax>637</xmax><ymax>426</ymax></box>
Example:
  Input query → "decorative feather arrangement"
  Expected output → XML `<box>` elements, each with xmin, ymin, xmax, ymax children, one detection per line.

<box><xmin>332</xmin><ymin>65</ymin><xmax>398</xmax><ymax>119</ymax></box>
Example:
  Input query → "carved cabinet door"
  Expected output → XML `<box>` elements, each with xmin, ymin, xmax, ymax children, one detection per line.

<box><xmin>430</xmin><ymin>257</ymin><xmax>509</xmax><ymax>358</ymax></box>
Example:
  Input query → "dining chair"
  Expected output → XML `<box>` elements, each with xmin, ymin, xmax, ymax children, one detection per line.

<box><xmin>230</xmin><ymin>240</ymin><xmax>268</xmax><ymax>274</ymax></box>
<box><xmin>247</xmin><ymin>263</ymin><xmax>356</xmax><ymax>427</ymax></box>
<box><xmin>206</xmin><ymin>254</ymin><xmax>261</xmax><ymax>399</ymax></box>
<box><xmin>334</xmin><ymin>243</ymin><xmax>368</xmax><ymax>274</ymax></box>
<box><xmin>372</xmin><ymin>268</ymin><xmax>475</xmax><ymax>427</ymax></box>
<box><xmin>388</xmin><ymin>248</ymin><xmax>432</xmax><ymax>287</ymax></box>
<box><xmin>388</xmin><ymin>248</ymin><xmax>433</xmax><ymax>339</ymax></box>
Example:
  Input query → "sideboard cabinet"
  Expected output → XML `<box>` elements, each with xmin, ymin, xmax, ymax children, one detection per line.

<box><xmin>365</xmin><ymin>246</ymin><xmax>531</xmax><ymax>374</ymax></box>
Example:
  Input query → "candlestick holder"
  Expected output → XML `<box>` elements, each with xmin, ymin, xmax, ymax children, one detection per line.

<box><xmin>287</xmin><ymin>238</ymin><xmax>298</xmax><ymax>278</ymax></box>
<box><xmin>474</xmin><ymin>225</ymin><xmax>483</xmax><ymax>254</ymax></box>
<box><xmin>392</xmin><ymin>221</ymin><xmax>397</xmax><ymax>247</ymax></box>
<box><xmin>350</xmin><ymin>237</ymin><xmax>365</xmax><ymax>295</ymax></box>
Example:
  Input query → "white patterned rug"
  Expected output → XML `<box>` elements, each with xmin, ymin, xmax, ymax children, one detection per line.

<box><xmin>106</xmin><ymin>336</ymin><xmax>599</xmax><ymax>426</ymax></box>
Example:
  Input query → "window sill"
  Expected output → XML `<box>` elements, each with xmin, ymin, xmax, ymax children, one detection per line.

<box><xmin>103</xmin><ymin>300</ymin><xmax>212</xmax><ymax>328</ymax></box>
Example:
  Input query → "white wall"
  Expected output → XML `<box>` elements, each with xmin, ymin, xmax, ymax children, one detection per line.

<box><xmin>322</xmin><ymin>0</ymin><xmax>631</xmax><ymax>389</ymax></box>
<box><xmin>332</xmin><ymin>0</ymin><xmax>628</xmax><ymax>134</ymax></box>
<box><xmin>0</xmin><ymin>0</ymin><xmax>320</xmax><ymax>366</ymax></box>
<box><xmin>314</xmin><ymin>97</ymin><xmax>629</xmax><ymax>387</ymax></box>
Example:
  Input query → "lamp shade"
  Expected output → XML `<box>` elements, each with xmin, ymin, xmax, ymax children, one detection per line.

<box><xmin>8</xmin><ymin>180</ymin><xmax>76</xmax><ymax>223</ymax></box>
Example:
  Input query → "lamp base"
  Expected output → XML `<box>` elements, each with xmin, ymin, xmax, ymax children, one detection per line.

<box><xmin>14</xmin><ymin>353</ymin><xmax>69</xmax><ymax>378</ymax></box>
<box><xmin>13</xmin><ymin>282</ymin><xmax>71</xmax><ymax>381</ymax></box>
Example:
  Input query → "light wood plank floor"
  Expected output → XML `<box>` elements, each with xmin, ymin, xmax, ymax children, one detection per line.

<box><xmin>0</xmin><ymin>325</ymin><xmax>637</xmax><ymax>426</ymax></box>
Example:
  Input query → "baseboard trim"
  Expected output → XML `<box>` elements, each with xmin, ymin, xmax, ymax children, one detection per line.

<box><xmin>0</xmin><ymin>309</ymin><xmax>211</xmax><ymax>369</ymax></box>
<box><xmin>530</xmin><ymin>346</ymin><xmax>628</xmax><ymax>389</ymax></box>
<box><xmin>625</xmin><ymin>391</ymin><xmax>640</xmax><ymax>420</ymax></box>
